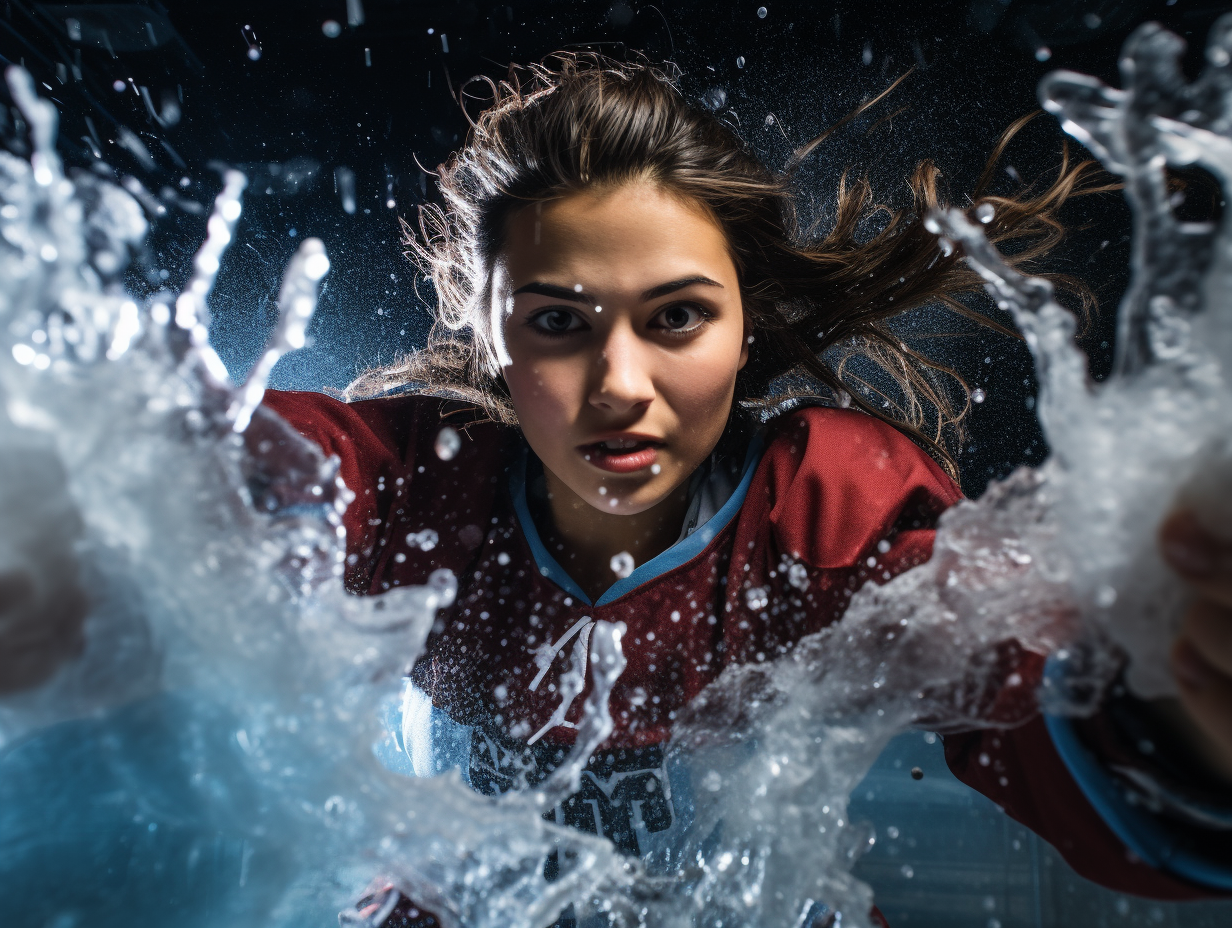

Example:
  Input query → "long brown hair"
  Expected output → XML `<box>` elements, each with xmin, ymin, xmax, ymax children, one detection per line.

<box><xmin>348</xmin><ymin>52</ymin><xmax>1112</xmax><ymax>478</ymax></box>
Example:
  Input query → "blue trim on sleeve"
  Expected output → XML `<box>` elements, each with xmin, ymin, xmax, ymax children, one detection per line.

<box><xmin>509</xmin><ymin>436</ymin><xmax>765</xmax><ymax>608</ymax></box>
<box><xmin>1043</xmin><ymin>660</ymin><xmax>1232</xmax><ymax>891</ymax></box>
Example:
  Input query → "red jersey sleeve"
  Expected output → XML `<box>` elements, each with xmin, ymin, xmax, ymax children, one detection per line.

<box><xmin>759</xmin><ymin>406</ymin><xmax>962</xmax><ymax>572</ymax></box>
<box><xmin>752</xmin><ymin>408</ymin><xmax>1224</xmax><ymax>899</ymax></box>
<box><xmin>258</xmin><ymin>390</ymin><xmax>427</xmax><ymax>590</ymax></box>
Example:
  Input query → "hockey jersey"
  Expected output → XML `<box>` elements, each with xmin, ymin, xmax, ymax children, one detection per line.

<box><xmin>259</xmin><ymin>389</ymin><xmax>1225</xmax><ymax>907</ymax></box>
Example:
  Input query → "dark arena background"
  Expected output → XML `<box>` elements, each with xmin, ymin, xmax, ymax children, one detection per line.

<box><xmin>3</xmin><ymin>2</ymin><xmax>1232</xmax><ymax>926</ymax></box>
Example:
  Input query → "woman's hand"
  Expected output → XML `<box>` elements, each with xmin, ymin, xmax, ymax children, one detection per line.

<box><xmin>0</xmin><ymin>433</ymin><xmax>90</xmax><ymax>695</ymax></box>
<box><xmin>1158</xmin><ymin>510</ymin><xmax>1232</xmax><ymax>784</ymax></box>
<box><xmin>0</xmin><ymin>565</ymin><xmax>88</xmax><ymax>694</ymax></box>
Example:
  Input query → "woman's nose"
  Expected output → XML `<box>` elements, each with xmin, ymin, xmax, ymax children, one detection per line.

<box><xmin>588</xmin><ymin>326</ymin><xmax>655</xmax><ymax>415</ymax></box>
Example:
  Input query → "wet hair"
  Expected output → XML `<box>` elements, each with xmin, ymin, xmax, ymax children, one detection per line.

<box><xmin>347</xmin><ymin>52</ymin><xmax>1112</xmax><ymax>478</ymax></box>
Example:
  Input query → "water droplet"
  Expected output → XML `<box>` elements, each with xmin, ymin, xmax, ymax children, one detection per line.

<box><xmin>1035</xmin><ymin>46</ymin><xmax>1052</xmax><ymax>62</ymax></box>
<box><xmin>736</xmin><ymin>56</ymin><xmax>746</xmax><ymax>68</ymax></box>
<box><xmin>971</xmin><ymin>388</ymin><xmax>986</xmax><ymax>404</ymax></box>
<box><xmin>745</xmin><ymin>586</ymin><xmax>769</xmax><ymax>610</ymax></box>
<box><xmin>112</xmin><ymin>79</ymin><xmax>126</xmax><ymax>92</ymax></box>
<box><xmin>701</xmin><ymin>87</ymin><xmax>728</xmax><ymax>111</ymax></box>
<box><xmin>900</xmin><ymin>864</ymin><xmax>914</xmax><ymax>878</ymax></box>
<box><xmin>788</xmin><ymin>563</ymin><xmax>809</xmax><ymax>591</ymax></box>
<box><xmin>304</xmin><ymin>253</ymin><xmax>330</xmax><ymax>281</ymax></box>
<box><xmin>434</xmin><ymin>425</ymin><xmax>461</xmax><ymax>460</ymax></box>
<box><xmin>756</xmin><ymin>6</ymin><xmax>768</xmax><ymax>18</ymax></box>
<box><xmin>975</xmin><ymin>202</ymin><xmax>995</xmax><ymax>224</ymax></box>
<box><xmin>610</xmin><ymin>551</ymin><xmax>635</xmax><ymax>578</ymax></box>
<box><xmin>322</xmin><ymin>20</ymin><xmax>342</xmax><ymax>38</ymax></box>
<box><xmin>910</xmin><ymin>766</ymin><xmax>924</xmax><ymax>780</ymax></box>
<box><xmin>406</xmin><ymin>529</ymin><xmax>438</xmax><ymax>551</ymax></box>
<box><xmin>886</xmin><ymin>825</ymin><xmax>900</xmax><ymax>839</ymax></box>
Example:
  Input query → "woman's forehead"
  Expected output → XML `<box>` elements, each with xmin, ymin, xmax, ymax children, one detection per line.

<box><xmin>499</xmin><ymin>181</ymin><xmax>737</xmax><ymax>291</ymax></box>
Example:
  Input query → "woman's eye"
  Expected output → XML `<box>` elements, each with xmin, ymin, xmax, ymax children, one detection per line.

<box><xmin>529</xmin><ymin>308</ymin><xmax>584</xmax><ymax>335</ymax></box>
<box><xmin>654</xmin><ymin>303</ymin><xmax>709</xmax><ymax>333</ymax></box>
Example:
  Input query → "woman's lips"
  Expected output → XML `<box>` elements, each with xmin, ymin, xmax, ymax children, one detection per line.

<box><xmin>580</xmin><ymin>440</ymin><xmax>660</xmax><ymax>474</ymax></box>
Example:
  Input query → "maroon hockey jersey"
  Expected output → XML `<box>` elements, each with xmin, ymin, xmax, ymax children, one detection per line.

<box><xmin>260</xmin><ymin>389</ymin><xmax>1219</xmax><ymax>905</ymax></box>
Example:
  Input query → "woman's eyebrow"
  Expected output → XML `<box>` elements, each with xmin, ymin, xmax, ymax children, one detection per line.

<box><xmin>641</xmin><ymin>276</ymin><xmax>724</xmax><ymax>301</ymax></box>
<box><xmin>511</xmin><ymin>282</ymin><xmax>595</xmax><ymax>304</ymax></box>
<box><xmin>511</xmin><ymin>276</ymin><xmax>724</xmax><ymax>304</ymax></box>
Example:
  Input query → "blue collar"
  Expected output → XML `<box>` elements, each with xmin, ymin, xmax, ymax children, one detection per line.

<box><xmin>509</xmin><ymin>436</ymin><xmax>765</xmax><ymax>607</ymax></box>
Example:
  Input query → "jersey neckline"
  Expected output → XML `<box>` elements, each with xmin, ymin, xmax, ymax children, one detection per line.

<box><xmin>508</xmin><ymin>435</ymin><xmax>766</xmax><ymax>607</ymax></box>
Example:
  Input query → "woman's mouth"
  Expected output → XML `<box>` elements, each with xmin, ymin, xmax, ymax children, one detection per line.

<box><xmin>579</xmin><ymin>437</ymin><xmax>661</xmax><ymax>474</ymax></box>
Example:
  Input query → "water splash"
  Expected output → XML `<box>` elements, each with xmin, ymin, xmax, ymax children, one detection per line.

<box><xmin>0</xmin><ymin>62</ymin><xmax>627</xmax><ymax>928</ymax></box>
<box><xmin>633</xmin><ymin>19</ymin><xmax>1232</xmax><ymax>927</ymax></box>
<box><xmin>5</xmin><ymin>15</ymin><xmax>1232</xmax><ymax>928</ymax></box>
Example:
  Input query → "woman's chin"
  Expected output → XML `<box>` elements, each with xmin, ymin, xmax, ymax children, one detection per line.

<box><xmin>577</xmin><ymin>476</ymin><xmax>680</xmax><ymax>517</ymax></box>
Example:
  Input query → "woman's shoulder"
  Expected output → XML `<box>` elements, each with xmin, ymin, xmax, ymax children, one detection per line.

<box><xmin>262</xmin><ymin>388</ymin><xmax>508</xmax><ymax>464</ymax></box>
<box><xmin>761</xmin><ymin>404</ymin><xmax>961</xmax><ymax>499</ymax></box>
<box><xmin>749</xmin><ymin>405</ymin><xmax>963</xmax><ymax>569</ymax></box>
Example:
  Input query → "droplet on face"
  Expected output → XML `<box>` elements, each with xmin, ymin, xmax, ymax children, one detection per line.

<box><xmin>610</xmin><ymin>551</ymin><xmax>635</xmax><ymax>578</ymax></box>
<box><xmin>434</xmin><ymin>425</ymin><xmax>461</xmax><ymax>460</ymax></box>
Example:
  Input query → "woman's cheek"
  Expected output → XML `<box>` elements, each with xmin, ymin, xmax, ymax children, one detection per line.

<box><xmin>666</xmin><ymin>361</ymin><xmax>738</xmax><ymax>432</ymax></box>
<box><xmin>507</xmin><ymin>361</ymin><xmax>579</xmax><ymax>443</ymax></box>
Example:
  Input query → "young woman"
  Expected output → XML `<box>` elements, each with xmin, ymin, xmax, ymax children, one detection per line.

<box><xmin>249</xmin><ymin>53</ymin><xmax>1232</xmax><ymax>925</ymax></box>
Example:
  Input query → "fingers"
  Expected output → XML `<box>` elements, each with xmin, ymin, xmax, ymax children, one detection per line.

<box><xmin>0</xmin><ymin>568</ymin><xmax>36</xmax><ymax>613</ymax></box>
<box><xmin>1159</xmin><ymin>509</ymin><xmax>1232</xmax><ymax>608</ymax></box>
<box><xmin>0</xmin><ymin>567</ymin><xmax>88</xmax><ymax>694</ymax></box>
<box><xmin>1180</xmin><ymin>598</ymin><xmax>1232</xmax><ymax>679</ymax></box>
<box><xmin>1170</xmin><ymin>635</ymin><xmax>1232</xmax><ymax>780</ymax></box>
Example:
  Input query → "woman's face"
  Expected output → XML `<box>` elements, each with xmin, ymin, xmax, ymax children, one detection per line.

<box><xmin>493</xmin><ymin>180</ymin><xmax>748</xmax><ymax>516</ymax></box>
